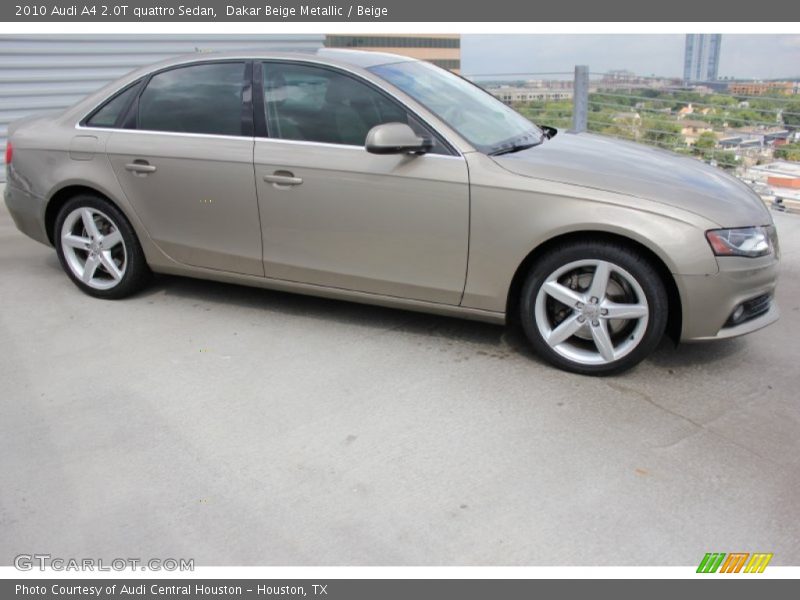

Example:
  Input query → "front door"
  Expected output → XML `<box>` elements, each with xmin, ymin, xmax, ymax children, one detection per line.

<box><xmin>253</xmin><ymin>61</ymin><xmax>470</xmax><ymax>304</ymax></box>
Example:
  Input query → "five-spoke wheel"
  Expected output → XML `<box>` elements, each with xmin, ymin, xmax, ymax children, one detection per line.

<box><xmin>55</xmin><ymin>194</ymin><xmax>150</xmax><ymax>299</ymax></box>
<box><xmin>521</xmin><ymin>241</ymin><xmax>667</xmax><ymax>375</ymax></box>
<box><xmin>60</xmin><ymin>206</ymin><xmax>127</xmax><ymax>290</ymax></box>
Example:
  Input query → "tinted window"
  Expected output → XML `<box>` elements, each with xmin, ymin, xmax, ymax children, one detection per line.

<box><xmin>262</xmin><ymin>62</ymin><xmax>446</xmax><ymax>153</ymax></box>
<box><xmin>86</xmin><ymin>84</ymin><xmax>139</xmax><ymax>128</ymax></box>
<box><xmin>138</xmin><ymin>62</ymin><xmax>246</xmax><ymax>136</ymax></box>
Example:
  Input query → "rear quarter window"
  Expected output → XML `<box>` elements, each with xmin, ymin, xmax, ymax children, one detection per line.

<box><xmin>84</xmin><ymin>84</ymin><xmax>140</xmax><ymax>128</ymax></box>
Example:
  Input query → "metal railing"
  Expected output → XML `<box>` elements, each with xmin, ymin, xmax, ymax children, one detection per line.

<box><xmin>469</xmin><ymin>66</ymin><xmax>800</xmax><ymax>175</ymax></box>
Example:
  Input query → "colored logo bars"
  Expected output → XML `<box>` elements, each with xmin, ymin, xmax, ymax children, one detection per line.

<box><xmin>697</xmin><ymin>553</ymin><xmax>773</xmax><ymax>573</ymax></box>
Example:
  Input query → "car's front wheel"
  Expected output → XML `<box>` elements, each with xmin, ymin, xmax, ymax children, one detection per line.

<box><xmin>55</xmin><ymin>194</ymin><xmax>150</xmax><ymax>299</ymax></box>
<box><xmin>520</xmin><ymin>240</ymin><xmax>668</xmax><ymax>375</ymax></box>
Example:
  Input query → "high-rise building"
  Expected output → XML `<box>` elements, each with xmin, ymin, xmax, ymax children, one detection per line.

<box><xmin>325</xmin><ymin>35</ymin><xmax>460</xmax><ymax>73</ymax></box>
<box><xmin>683</xmin><ymin>34</ymin><xmax>722</xmax><ymax>83</ymax></box>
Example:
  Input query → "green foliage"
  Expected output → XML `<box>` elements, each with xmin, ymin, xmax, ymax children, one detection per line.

<box><xmin>711</xmin><ymin>151</ymin><xmax>738</xmax><ymax>169</ymax></box>
<box><xmin>640</xmin><ymin>89</ymin><xmax>662</xmax><ymax>98</ymax></box>
<box><xmin>642</xmin><ymin>118</ymin><xmax>682</xmax><ymax>147</ymax></box>
<box><xmin>708</xmin><ymin>94</ymin><xmax>736</xmax><ymax>107</ymax></box>
<box><xmin>783</xmin><ymin>102</ymin><xmax>800</xmax><ymax>128</ymax></box>
<box><xmin>775</xmin><ymin>143</ymin><xmax>800</xmax><ymax>161</ymax></box>
<box><xmin>516</xmin><ymin>100</ymin><xmax>572</xmax><ymax>129</ymax></box>
<box><xmin>693</xmin><ymin>131</ymin><xmax>717</xmax><ymax>154</ymax></box>
<box><xmin>726</xmin><ymin>109</ymin><xmax>771</xmax><ymax>129</ymax></box>
<box><xmin>506</xmin><ymin>87</ymin><xmax>796</xmax><ymax>164</ymax></box>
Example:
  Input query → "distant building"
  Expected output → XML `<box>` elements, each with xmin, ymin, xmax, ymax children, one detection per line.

<box><xmin>487</xmin><ymin>86</ymin><xmax>574</xmax><ymax>105</ymax></box>
<box><xmin>602</xmin><ymin>70</ymin><xmax>637</xmax><ymax>84</ymax></box>
<box><xmin>683</xmin><ymin>34</ymin><xmax>722</xmax><ymax>83</ymax></box>
<box><xmin>727</xmin><ymin>81</ymin><xmax>797</xmax><ymax>96</ymax></box>
<box><xmin>325</xmin><ymin>34</ymin><xmax>460</xmax><ymax>72</ymax></box>
<box><xmin>721</xmin><ymin>127</ymin><xmax>790</xmax><ymax>149</ymax></box>
<box><xmin>598</xmin><ymin>71</ymin><xmax>679</xmax><ymax>91</ymax></box>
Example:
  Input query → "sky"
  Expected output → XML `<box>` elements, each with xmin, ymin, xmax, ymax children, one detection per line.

<box><xmin>462</xmin><ymin>35</ymin><xmax>800</xmax><ymax>80</ymax></box>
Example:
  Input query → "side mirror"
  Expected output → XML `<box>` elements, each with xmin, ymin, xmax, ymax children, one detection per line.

<box><xmin>365</xmin><ymin>122</ymin><xmax>432</xmax><ymax>155</ymax></box>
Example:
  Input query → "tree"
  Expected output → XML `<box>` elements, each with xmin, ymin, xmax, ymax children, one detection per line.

<box><xmin>783</xmin><ymin>102</ymin><xmax>800</xmax><ymax>129</ymax></box>
<box><xmin>711</xmin><ymin>151</ymin><xmax>738</xmax><ymax>170</ymax></box>
<box><xmin>708</xmin><ymin>94</ymin><xmax>736</xmax><ymax>107</ymax></box>
<box><xmin>516</xmin><ymin>100</ymin><xmax>573</xmax><ymax>130</ymax></box>
<box><xmin>693</xmin><ymin>131</ymin><xmax>717</xmax><ymax>155</ymax></box>
<box><xmin>775</xmin><ymin>143</ymin><xmax>800</xmax><ymax>162</ymax></box>
<box><xmin>642</xmin><ymin>118</ymin><xmax>682</xmax><ymax>149</ymax></box>
<box><xmin>727</xmin><ymin>109</ymin><xmax>769</xmax><ymax>128</ymax></box>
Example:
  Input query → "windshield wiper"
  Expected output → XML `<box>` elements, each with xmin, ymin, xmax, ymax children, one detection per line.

<box><xmin>489</xmin><ymin>141</ymin><xmax>541</xmax><ymax>156</ymax></box>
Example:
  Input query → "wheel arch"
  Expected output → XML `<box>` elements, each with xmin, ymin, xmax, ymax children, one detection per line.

<box><xmin>505</xmin><ymin>230</ymin><xmax>682</xmax><ymax>343</ymax></box>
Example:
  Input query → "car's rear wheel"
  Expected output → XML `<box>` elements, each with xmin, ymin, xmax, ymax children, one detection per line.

<box><xmin>55</xmin><ymin>194</ymin><xmax>150</xmax><ymax>299</ymax></box>
<box><xmin>520</xmin><ymin>240</ymin><xmax>668</xmax><ymax>375</ymax></box>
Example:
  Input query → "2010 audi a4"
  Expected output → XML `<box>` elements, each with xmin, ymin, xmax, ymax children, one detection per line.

<box><xmin>4</xmin><ymin>49</ymin><xmax>780</xmax><ymax>374</ymax></box>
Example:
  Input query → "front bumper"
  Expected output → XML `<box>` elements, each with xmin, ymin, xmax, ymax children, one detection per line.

<box><xmin>677</xmin><ymin>253</ymin><xmax>780</xmax><ymax>342</ymax></box>
<box><xmin>3</xmin><ymin>180</ymin><xmax>50</xmax><ymax>246</ymax></box>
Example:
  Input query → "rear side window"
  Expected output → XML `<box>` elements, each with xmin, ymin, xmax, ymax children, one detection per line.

<box><xmin>85</xmin><ymin>84</ymin><xmax>139</xmax><ymax>128</ymax></box>
<box><xmin>138</xmin><ymin>62</ymin><xmax>247</xmax><ymax>136</ymax></box>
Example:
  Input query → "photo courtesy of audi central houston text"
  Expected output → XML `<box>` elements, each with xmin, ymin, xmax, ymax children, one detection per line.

<box><xmin>3</xmin><ymin>47</ymin><xmax>782</xmax><ymax>375</ymax></box>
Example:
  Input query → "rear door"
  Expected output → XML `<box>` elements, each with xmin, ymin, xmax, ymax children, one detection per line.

<box><xmin>105</xmin><ymin>61</ymin><xmax>264</xmax><ymax>276</ymax></box>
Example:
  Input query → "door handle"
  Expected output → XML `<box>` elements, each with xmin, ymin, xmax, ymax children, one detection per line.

<box><xmin>263</xmin><ymin>172</ymin><xmax>303</xmax><ymax>186</ymax></box>
<box><xmin>125</xmin><ymin>161</ymin><xmax>157</xmax><ymax>174</ymax></box>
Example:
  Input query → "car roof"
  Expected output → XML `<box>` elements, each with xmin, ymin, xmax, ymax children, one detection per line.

<box><xmin>133</xmin><ymin>48</ymin><xmax>416</xmax><ymax>74</ymax></box>
<box><xmin>315</xmin><ymin>48</ymin><xmax>417</xmax><ymax>68</ymax></box>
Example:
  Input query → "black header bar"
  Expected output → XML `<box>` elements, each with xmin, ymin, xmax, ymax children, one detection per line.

<box><xmin>3</xmin><ymin>1</ymin><xmax>800</xmax><ymax>22</ymax></box>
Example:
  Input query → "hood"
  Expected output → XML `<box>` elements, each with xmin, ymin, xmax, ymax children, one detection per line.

<box><xmin>492</xmin><ymin>132</ymin><xmax>771</xmax><ymax>228</ymax></box>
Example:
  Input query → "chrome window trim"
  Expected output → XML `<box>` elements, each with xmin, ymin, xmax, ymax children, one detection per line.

<box><xmin>74</xmin><ymin>124</ymin><xmax>251</xmax><ymax>142</ymax></box>
<box><xmin>73</xmin><ymin>123</ymin><xmax>463</xmax><ymax>161</ymax></box>
<box><xmin>253</xmin><ymin>135</ymin><xmax>465</xmax><ymax>160</ymax></box>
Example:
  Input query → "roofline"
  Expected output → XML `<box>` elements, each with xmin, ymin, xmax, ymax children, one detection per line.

<box><xmin>55</xmin><ymin>49</ymin><xmax>476</xmax><ymax>155</ymax></box>
<box><xmin>58</xmin><ymin>49</ymin><xmax>418</xmax><ymax>124</ymax></box>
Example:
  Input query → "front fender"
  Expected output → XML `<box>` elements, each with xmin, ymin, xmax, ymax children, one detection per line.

<box><xmin>461</xmin><ymin>152</ymin><xmax>719</xmax><ymax>313</ymax></box>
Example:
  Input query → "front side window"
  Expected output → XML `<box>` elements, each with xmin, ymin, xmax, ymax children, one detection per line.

<box><xmin>138</xmin><ymin>62</ymin><xmax>246</xmax><ymax>136</ymax></box>
<box><xmin>370</xmin><ymin>60</ymin><xmax>543</xmax><ymax>155</ymax></box>
<box><xmin>261</xmin><ymin>62</ymin><xmax>447</xmax><ymax>153</ymax></box>
<box><xmin>85</xmin><ymin>83</ymin><xmax>140</xmax><ymax>128</ymax></box>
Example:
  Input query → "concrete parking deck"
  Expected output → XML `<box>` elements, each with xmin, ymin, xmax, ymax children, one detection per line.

<box><xmin>1</xmin><ymin>188</ymin><xmax>798</xmax><ymax>566</ymax></box>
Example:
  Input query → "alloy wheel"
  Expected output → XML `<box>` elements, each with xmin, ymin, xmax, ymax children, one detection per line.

<box><xmin>534</xmin><ymin>259</ymin><xmax>650</xmax><ymax>366</ymax></box>
<box><xmin>60</xmin><ymin>207</ymin><xmax>128</xmax><ymax>290</ymax></box>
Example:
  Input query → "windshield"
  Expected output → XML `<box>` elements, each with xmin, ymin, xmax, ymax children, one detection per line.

<box><xmin>369</xmin><ymin>60</ymin><xmax>543</xmax><ymax>155</ymax></box>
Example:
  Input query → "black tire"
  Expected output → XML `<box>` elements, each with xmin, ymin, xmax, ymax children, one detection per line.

<box><xmin>519</xmin><ymin>240</ymin><xmax>668</xmax><ymax>376</ymax></box>
<box><xmin>54</xmin><ymin>193</ymin><xmax>151</xmax><ymax>299</ymax></box>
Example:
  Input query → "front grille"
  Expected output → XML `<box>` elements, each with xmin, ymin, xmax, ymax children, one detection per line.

<box><xmin>724</xmin><ymin>293</ymin><xmax>771</xmax><ymax>328</ymax></box>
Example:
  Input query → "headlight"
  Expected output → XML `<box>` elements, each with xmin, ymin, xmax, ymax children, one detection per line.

<box><xmin>705</xmin><ymin>226</ymin><xmax>774</xmax><ymax>258</ymax></box>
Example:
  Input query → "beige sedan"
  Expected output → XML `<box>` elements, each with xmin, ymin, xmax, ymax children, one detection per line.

<box><xmin>3</xmin><ymin>49</ymin><xmax>780</xmax><ymax>374</ymax></box>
